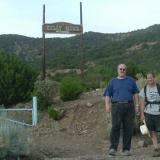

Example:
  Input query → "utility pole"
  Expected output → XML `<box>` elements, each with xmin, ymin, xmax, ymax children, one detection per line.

<box><xmin>80</xmin><ymin>2</ymin><xmax>84</xmax><ymax>79</ymax></box>
<box><xmin>42</xmin><ymin>4</ymin><xmax>46</xmax><ymax>80</ymax></box>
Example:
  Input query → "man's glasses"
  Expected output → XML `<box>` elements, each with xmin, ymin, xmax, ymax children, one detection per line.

<box><xmin>119</xmin><ymin>68</ymin><xmax>126</xmax><ymax>71</ymax></box>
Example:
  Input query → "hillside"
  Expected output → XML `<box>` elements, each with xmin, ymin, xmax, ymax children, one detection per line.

<box><xmin>29</xmin><ymin>91</ymin><xmax>159</xmax><ymax>160</ymax></box>
<box><xmin>0</xmin><ymin>89</ymin><xmax>159</xmax><ymax>159</ymax></box>
<box><xmin>0</xmin><ymin>24</ymin><xmax>160</xmax><ymax>72</ymax></box>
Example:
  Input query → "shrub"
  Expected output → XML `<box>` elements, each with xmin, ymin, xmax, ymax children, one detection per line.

<box><xmin>156</xmin><ymin>73</ymin><xmax>160</xmax><ymax>83</ymax></box>
<box><xmin>60</xmin><ymin>77</ymin><xmax>83</xmax><ymax>101</ymax></box>
<box><xmin>82</xmin><ymin>72</ymin><xmax>101</xmax><ymax>90</ymax></box>
<box><xmin>82</xmin><ymin>66</ymin><xmax>115</xmax><ymax>91</ymax></box>
<box><xmin>126</xmin><ymin>61</ymin><xmax>140</xmax><ymax>78</ymax></box>
<box><xmin>0</xmin><ymin>117</ymin><xmax>30</xmax><ymax>158</ymax></box>
<box><xmin>33</xmin><ymin>79</ymin><xmax>59</xmax><ymax>111</ymax></box>
<box><xmin>48</xmin><ymin>107</ymin><xmax>65</xmax><ymax>120</ymax></box>
<box><xmin>0</xmin><ymin>51</ymin><xmax>37</xmax><ymax>106</ymax></box>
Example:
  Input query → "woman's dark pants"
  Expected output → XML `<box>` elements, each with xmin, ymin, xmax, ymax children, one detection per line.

<box><xmin>110</xmin><ymin>102</ymin><xmax>135</xmax><ymax>151</ymax></box>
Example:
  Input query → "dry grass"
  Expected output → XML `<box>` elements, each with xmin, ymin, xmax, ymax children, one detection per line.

<box><xmin>0</xmin><ymin>112</ymin><xmax>31</xmax><ymax>158</ymax></box>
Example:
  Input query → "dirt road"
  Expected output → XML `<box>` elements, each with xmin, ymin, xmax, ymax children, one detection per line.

<box><xmin>30</xmin><ymin>93</ymin><xmax>160</xmax><ymax>160</ymax></box>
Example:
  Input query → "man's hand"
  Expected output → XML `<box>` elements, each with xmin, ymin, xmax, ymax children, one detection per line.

<box><xmin>140</xmin><ymin>113</ymin><xmax>145</xmax><ymax>121</ymax></box>
<box><xmin>135</xmin><ymin>104</ymin><xmax>140</xmax><ymax>115</ymax></box>
<box><xmin>105</xmin><ymin>105</ymin><xmax>111</xmax><ymax>113</ymax></box>
<box><xmin>104</xmin><ymin>96</ymin><xmax>111</xmax><ymax>113</ymax></box>
<box><xmin>139</xmin><ymin>99</ymin><xmax>145</xmax><ymax>121</ymax></box>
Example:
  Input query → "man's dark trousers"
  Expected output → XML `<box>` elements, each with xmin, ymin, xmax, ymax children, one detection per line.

<box><xmin>110</xmin><ymin>102</ymin><xmax>135</xmax><ymax>151</ymax></box>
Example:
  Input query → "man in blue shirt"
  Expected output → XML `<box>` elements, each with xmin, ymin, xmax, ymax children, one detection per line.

<box><xmin>104</xmin><ymin>64</ymin><xmax>139</xmax><ymax>156</ymax></box>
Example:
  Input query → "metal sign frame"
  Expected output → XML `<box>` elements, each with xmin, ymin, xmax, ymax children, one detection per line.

<box><xmin>42</xmin><ymin>2</ymin><xmax>83</xmax><ymax>80</ymax></box>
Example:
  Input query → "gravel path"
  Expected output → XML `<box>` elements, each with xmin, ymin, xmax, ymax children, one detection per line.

<box><xmin>43</xmin><ymin>146</ymin><xmax>160</xmax><ymax>160</ymax></box>
<box><xmin>31</xmin><ymin>93</ymin><xmax>160</xmax><ymax>160</ymax></box>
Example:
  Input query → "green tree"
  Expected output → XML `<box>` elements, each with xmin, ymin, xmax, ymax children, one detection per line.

<box><xmin>126</xmin><ymin>61</ymin><xmax>140</xmax><ymax>78</ymax></box>
<box><xmin>0</xmin><ymin>51</ymin><xmax>37</xmax><ymax>106</ymax></box>
<box><xmin>33</xmin><ymin>79</ymin><xmax>59</xmax><ymax>111</ymax></box>
<box><xmin>60</xmin><ymin>77</ymin><xmax>83</xmax><ymax>101</ymax></box>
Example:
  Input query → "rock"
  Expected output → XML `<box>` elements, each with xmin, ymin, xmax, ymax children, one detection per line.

<box><xmin>137</xmin><ymin>140</ymin><xmax>148</xmax><ymax>147</ymax></box>
<box><xmin>86</xmin><ymin>102</ymin><xmax>93</xmax><ymax>107</ymax></box>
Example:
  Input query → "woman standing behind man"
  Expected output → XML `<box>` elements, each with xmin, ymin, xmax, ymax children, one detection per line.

<box><xmin>139</xmin><ymin>71</ymin><xmax>160</xmax><ymax>157</ymax></box>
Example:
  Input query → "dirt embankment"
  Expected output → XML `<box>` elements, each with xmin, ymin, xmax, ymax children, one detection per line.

<box><xmin>30</xmin><ymin>91</ymin><xmax>160</xmax><ymax>160</ymax></box>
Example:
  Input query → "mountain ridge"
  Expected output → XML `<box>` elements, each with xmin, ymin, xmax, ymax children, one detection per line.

<box><xmin>0</xmin><ymin>24</ymin><xmax>160</xmax><ymax>71</ymax></box>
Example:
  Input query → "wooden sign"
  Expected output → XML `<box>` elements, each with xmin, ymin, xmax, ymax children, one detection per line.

<box><xmin>43</xmin><ymin>22</ymin><xmax>83</xmax><ymax>34</ymax></box>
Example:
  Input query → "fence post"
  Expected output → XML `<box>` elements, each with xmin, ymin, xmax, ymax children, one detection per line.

<box><xmin>32</xmin><ymin>96</ymin><xmax>38</xmax><ymax>126</ymax></box>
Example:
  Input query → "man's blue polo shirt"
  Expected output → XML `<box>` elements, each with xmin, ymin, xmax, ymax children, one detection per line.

<box><xmin>103</xmin><ymin>76</ymin><xmax>139</xmax><ymax>101</ymax></box>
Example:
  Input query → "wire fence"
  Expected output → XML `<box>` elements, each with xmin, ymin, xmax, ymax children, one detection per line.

<box><xmin>0</xmin><ymin>97</ymin><xmax>37</xmax><ymax>158</ymax></box>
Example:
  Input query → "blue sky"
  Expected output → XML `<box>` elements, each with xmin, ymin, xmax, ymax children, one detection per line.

<box><xmin>0</xmin><ymin>0</ymin><xmax>160</xmax><ymax>38</ymax></box>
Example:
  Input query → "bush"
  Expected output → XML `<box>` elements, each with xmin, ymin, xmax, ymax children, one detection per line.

<box><xmin>0</xmin><ymin>51</ymin><xmax>37</xmax><ymax>106</ymax></box>
<box><xmin>33</xmin><ymin>79</ymin><xmax>59</xmax><ymax>111</ymax></box>
<box><xmin>0</xmin><ymin>117</ymin><xmax>30</xmax><ymax>158</ymax></box>
<box><xmin>60</xmin><ymin>77</ymin><xmax>83</xmax><ymax>101</ymax></box>
<box><xmin>48</xmin><ymin>107</ymin><xmax>65</xmax><ymax>120</ymax></box>
<box><xmin>82</xmin><ymin>66</ymin><xmax>115</xmax><ymax>91</ymax></box>
<box><xmin>82</xmin><ymin>72</ymin><xmax>101</xmax><ymax>90</ymax></box>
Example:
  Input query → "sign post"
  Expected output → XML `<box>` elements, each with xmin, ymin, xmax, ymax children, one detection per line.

<box><xmin>42</xmin><ymin>4</ymin><xmax>46</xmax><ymax>80</ymax></box>
<box><xmin>80</xmin><ymin>1</ymin><xmax>84</xmax><ymax>78</ymax></box>
<box><xmin>42</xmin><ymin>2</ymin><xmax>83</xmax><ymax>80</ymax></box>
